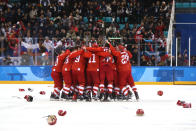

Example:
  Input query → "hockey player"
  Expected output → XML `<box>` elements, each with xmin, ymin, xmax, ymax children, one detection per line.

<box><xmin>50</xmin><ymin>46</ymin><xmax>70</xmax><ymax>100</ymax></box>
<box><xmin>61</xmin><ymin>47</ymin><xmax>82</xmax><ymax>100</ymax></box>
<box><xmin>109</xmin><ymin>43</ymin><xmax>139</xmax><ymax>100</ymax></box>
<box><xmin>71</xmin><ymin>46</ymin><xmax>91</xmax><ymax>100</ymax></box>
<box><xmin>85</xmin><ymin>43</ymin><xmax>111</xmax><ymax>100</ymax></box>
<box><xmin>99</xmin><ymin>43</ymin><xmax>114</xmax><ymax>101</ymax></box>
<box><xmin>85</xmin><ymin>44</ymin><xmax>101</xmax><ymax>100</ymax></box>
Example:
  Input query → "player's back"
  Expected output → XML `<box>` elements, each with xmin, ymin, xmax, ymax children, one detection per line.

<box><xmin>53</xmin><ymin>50</ymin><xmax>70</xmax><ymax>72</ymax></box>
<box><xmin>86</xmin><ymin>53</ymin><xmax>100</xmax><ymax>71</ymax></box>
<box><xmin>62</xmin><ymin>55</ymin><xmax>73</xmax><ymax>72</ymax></box>
<box><xmin>72</xmin><ymin>50</ymin><xmax>89</xmax><ymax>72</ymax></box>
<box><xmin>116</xmin><ymin>51</ymin><xmax>131</xmax><ymax>71</ymax></box>
<box><xmin>99</xmin><ymin>47</ymin><xmax>113</xmax><ymax>68</ymax></box>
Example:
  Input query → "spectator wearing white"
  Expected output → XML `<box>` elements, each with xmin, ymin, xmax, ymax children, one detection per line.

<box><xmin>75</xmin><ymin>36</ymin><xmax>81</xmax><ymax>47</ymax></box>
<box><xmin>55</xmin><ymin>37</ymin><xmax>75</xmax><ymax>49</ymax></box>
<box><xmin>74</xmin><ymin>12</ymin><xmax>81</xmax><ymax>21</ymax></box>
<box><xmin>106</xmin><ymin>3</ymin><xmax>112</xmax><ymax>16</ymax></box>
<box><xmin>21</xmin><ymin>31</ymin><xmax>39</xmax><ymax>52</ymax></box>
<box><xmin>65</xmin><ymin>38</ymin><xmax>75</xmax><ymax>48</ymax></box>
<box><xmin>58</xmin><ymin>0</ymin><xmax>65</xmax><ymax>6</ymax></box>
<box><xmin>29</xmin><ymin>6</ymin><xmax>37</xmax><ymax>19</ymax></box>
<box><xmin>40</xmin><ymin>0</ymin><xmax>50</xmax><ymax>7</ymax></box>
<box><xmin>25</xmin><ymin>31</ymin><xmax>33</xmax><ymax>45</ymax></box>
<box><xmin>106</xmin><ymin>24</ymin><xmax>116</xmax><ymax>34</ymax></box>
<box><xmin>55</xmin><ymin>37</ymin><xmax>66</xmax><ymax>49</ymax></box>
<box><xmin>43</xmin><ymin>36</ymin><xmax>53</xmax><ymax>52</ymax></box>
<box><xmin>160</xmin><ymin>1</ymin><xmax>168</xmax><ymax>14</ymax></box>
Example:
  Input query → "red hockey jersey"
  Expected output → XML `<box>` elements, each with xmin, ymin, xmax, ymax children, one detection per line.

<box><xmin>62</xmin><ymin>50</ymin><xmax>82</xmax><ymax>72</ymax></box>
<box><xmin>71</xmin><ymin>50</ymin><xmax>91</xmax><ymax>71</ymax></box>
<box><xmin>110</xmin><ymin>44</ymin><xmax>132</xmax><ymax>71</ymax></box>
<box><xmin>52</xmin><ymin>50</ymin><xmax>70</xmax><ymax>72</ymax></box>
<box><xmin>86</xmin><ymin>47</ymin><xmax>112</xmax><ymax>71</ymax></box>
<box><xmin>99</xmin><ymin>47</ymin><xmax>113</xmax><ymax>68</ymax></box>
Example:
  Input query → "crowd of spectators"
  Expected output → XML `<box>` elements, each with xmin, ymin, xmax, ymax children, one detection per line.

<box><xmin>176</xmin><ymin>0</ymin><xmax>193</xmax><ymax>2</ymax></box>
<box><xmin>1</xmin><ymin>0</ymin><xmax>194</xmax><ymax>66</ymax></box>
<box><xmin>175</xmin><ymin>49</ymin><xmax>196</xmax><ymax>66</ymax></box>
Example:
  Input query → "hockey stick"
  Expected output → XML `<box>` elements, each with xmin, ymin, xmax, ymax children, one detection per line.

<box><xmin>12</xmin><ymin>96</ymin><xmax>22</xmax><ymax>99</ymax></box>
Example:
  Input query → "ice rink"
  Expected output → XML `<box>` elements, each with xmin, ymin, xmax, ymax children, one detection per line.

<box><xmin>0</xmin><ymin>84</ymin><xmax>196</xmax><ymax>131</ymax></box>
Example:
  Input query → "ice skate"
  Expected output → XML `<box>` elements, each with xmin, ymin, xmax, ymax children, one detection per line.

<box><xmin>99</xmin><ymin>92</ymin><xmax>105</xmax><ymax>101</ymax></box>
<box><xmin>122</xmin><ymin>95</ymin><xmax>129</xmax><ymax>101</ymax></box>
<box><xmin>117</xmin><ymin>94</ymin><xmax>123</xmax><ymax>101</ymax></box>
<box><xmin>78</xmin><ymin>95</ymin><xmax>84</xmax><ymax>101</ymax></box>
<box><xmin>84</xmin><ymin>92</ymin><xmax>92</xmax><ymax>102</ymax></box>
<box><xmin>92</xmin><ymin>94</ymin><xmax>99</xmax><ymax>101</ymax></box>
<box><xmin>61</xmin><ymin>92</ymin><xmax>69</xmax><ymax>101</ymax></box>
<box><xmin>50</xmin><ymin>93</ymin><xmax>59</xmax><ymax>101</ymax></box>
<box><xmin>128</xmin><ymin>90</ymin><xmax>133</xmax><ymax>100</ymax></box>
<box><xmin>103</xmin><ymin>93</ymin><xmax>112</xmax><ymax>102</ymax></box>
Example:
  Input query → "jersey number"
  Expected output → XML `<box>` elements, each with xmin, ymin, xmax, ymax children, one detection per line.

<box><xmin>121</xmin><ymin>54</ymin><xmax>129</xmax><ymax>64</ymax></box>
<box><xmin>75</xmin><ymin>55</ymin><xmax>80</xmax><ymax>63</ymax></box>
<box><xmin>88</xmin><ymin>54</ymin><xmax>96</xmax><ymax>63</ymax></box>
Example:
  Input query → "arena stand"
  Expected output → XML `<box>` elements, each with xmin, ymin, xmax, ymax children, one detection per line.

<box><xmin>0</xmin><ymin>0</ymin><xmax>196</xmax><ymax>85</ymax></box>
<box><xmin>0</xmin><ymin>0</ymin><xmax>174</xmax><ymax>66</ymax></box>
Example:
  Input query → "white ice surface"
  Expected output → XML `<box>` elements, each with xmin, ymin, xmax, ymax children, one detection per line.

<box><xmin>0</xmin><ymin>84</ymin><xmax>196</xmax><ymax>131</ymax></box>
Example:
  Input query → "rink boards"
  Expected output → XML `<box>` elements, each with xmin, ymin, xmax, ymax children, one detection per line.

<box><xmin>0</xmin><ymin>66</ymin><xmax>195</xmax><ymax>85</ymax></box>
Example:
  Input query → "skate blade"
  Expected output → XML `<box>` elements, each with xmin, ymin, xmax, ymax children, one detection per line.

<box><xmin>50</xmin><ymin>98</ymin><xmax>60</xmax><ymax>101</ymax></box>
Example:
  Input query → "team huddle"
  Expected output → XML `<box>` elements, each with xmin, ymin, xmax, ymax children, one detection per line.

<box><xmin>50</xmin><ymin>41</ymin><xmax>139</xmax><ymax>102</ymax></box>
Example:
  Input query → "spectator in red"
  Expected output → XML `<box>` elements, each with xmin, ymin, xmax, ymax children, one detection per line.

<box><xmin>155</xmin><ymin>21</ymin><xmax>165</xmax><ymax>38</ymax></box>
